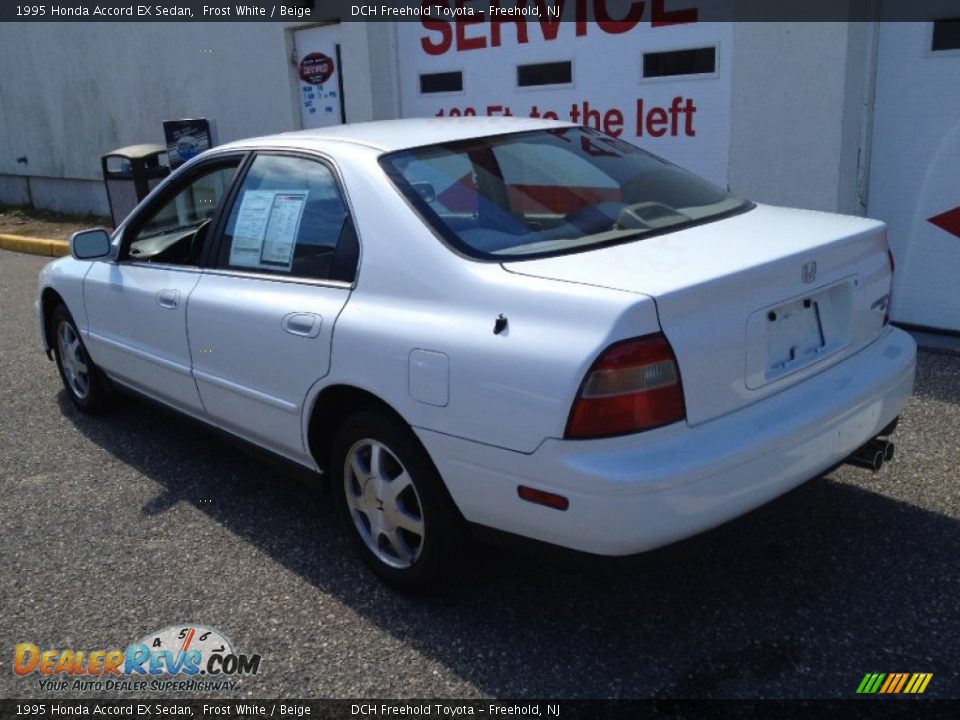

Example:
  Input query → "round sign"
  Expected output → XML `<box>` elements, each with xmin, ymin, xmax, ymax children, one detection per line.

<box><xmin>299</xmin><ymin>52</ymin><xmax>335</xmax><ymax>85</ymax></box>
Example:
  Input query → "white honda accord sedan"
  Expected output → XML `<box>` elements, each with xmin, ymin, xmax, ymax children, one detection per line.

<box><xmin>37</xmin><ymin>118</ymin><xmax>916</xmax><ymax>588</ymax></box>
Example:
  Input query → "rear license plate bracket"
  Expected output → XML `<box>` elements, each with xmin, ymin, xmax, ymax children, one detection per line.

<box><xmin>745</xmin><ymin>279</ymin><xmax>854</xmax><ymax>389</ymax></box>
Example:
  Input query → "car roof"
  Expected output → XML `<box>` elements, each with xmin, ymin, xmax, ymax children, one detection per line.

<box><xmin>219</xmin><ymin>117</ymin><xmax>576</xmax><ymax>154</ymax></box>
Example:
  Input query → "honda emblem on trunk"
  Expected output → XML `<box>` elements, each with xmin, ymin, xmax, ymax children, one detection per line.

<box><xmin>802</xmin><ymin>261</ymin><xmax>817</xmax><ymax>284</ymax></box>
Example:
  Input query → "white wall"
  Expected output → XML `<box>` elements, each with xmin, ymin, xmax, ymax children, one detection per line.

<box><xmin>869</xmin><ymin>22</ymin><xmax>960</xmax><ymax>331</ymax></box>
<box><xmin>0</xmin><ymin>22</ymin><xmax>395</xmax><ymax>215</ymax></box>
<box><xmin>397</xmin><ymin>19</ymin><xmax>733</xmax><ymax>187</ymax></box>
<box><xmin>0</xmin><ymin>22</ymin><xmax>362</xmax><ymax>215</ymax></box>
<box><xmin>341</xmin><ymin>22</ymin><xmax>401</xmax><ymax>121</ymax></box>
<box><xmin>728</xmin><ymin>22</ymin><xmax>874</xmax><ymax>214</ymax></box>
<box><xmin>0</xmin><ymin>20</ymin><xmax>874</xmax><ymax>222</ymax></box>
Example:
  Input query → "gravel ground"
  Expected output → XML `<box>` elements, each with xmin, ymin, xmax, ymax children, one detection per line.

<box><xmin>1</xmin><ymin>249</ymin><xmax>958</xmax><ymax>700</ymax></box>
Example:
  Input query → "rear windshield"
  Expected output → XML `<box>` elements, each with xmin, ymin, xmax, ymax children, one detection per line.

<box><xmin>380</xmin><ymin>127</ymin><xmax>750</xmax><ymax>261</ymax></box>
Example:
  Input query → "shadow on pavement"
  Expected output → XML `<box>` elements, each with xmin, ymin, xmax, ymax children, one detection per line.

<box><xmin>61</xmin><ymin>388</ymin><xmax>960</xmax><ymax>699</ymax></box>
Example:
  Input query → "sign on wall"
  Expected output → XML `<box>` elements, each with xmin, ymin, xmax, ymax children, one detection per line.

<box><xmin>163</xmin><ymin>118</ymin><xmax>214</xmax><ymax>170</ymax></box>
<box><xmin>398</xmin><ymin>2</ymin><xmax>731</xmax><ymax>186</ymax></box>
<box><xmin>295</xmin><ymin>24</ymin><xmax>346</xmax><ymax>129</ymax></box>
<box><xmin>300</xmin><ymin>52</ymin><xmax>336</xmax><ymax>86</ymax></box>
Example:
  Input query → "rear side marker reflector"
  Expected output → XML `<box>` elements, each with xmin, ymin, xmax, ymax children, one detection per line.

<box><xmin>518</xmin><ymin>485</ymin><xmax>569</xmax><ymax>511</ymax></box>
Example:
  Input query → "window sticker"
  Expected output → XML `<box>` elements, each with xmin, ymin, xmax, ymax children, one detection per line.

<box><xmin>229</xmin><ymin>190</ymin><xmax>308</xmax><ymax>272</ymax></box>
<box><xmin>229</xmin><ymin>191</ymin><xmax>275</xmax><ymax>268</ymax></box>
<box><xmin>261</xmin><ymin>192</ymin><xmax>307</xmax><ymax>270</ymax></box>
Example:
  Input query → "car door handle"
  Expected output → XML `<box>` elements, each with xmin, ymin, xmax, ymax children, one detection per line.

<box><xmin>156</xmin><ymin>289</ymin><xmax>181</xmax><ymax>309</ymax></box>
<box><xmin>281</xmin><ymin>312</ymin><xmax>322</xmax><ymax>338</ymax></box>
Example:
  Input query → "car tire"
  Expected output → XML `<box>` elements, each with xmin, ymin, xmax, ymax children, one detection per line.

<box><xmin>330</xmin><ymin>409</ymin><xmax>463</xmax><ymax>591</ymax></box>
<box><xmin>50</xmin><ymin>303</ymin><xmax>113</xmax><ymax>413</ymax></box>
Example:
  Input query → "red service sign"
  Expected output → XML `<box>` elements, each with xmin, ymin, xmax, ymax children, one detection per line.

<box><xmin>299</xmin><ymin>52</ymin><xmax>335</xmax><ymax>85</ymax></box>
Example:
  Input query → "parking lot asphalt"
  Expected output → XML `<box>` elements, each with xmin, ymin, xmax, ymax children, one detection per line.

<box><xmin>2</xmin><ymin>248</ymin><xmax>959</xmax><ymax>700</ymax></box>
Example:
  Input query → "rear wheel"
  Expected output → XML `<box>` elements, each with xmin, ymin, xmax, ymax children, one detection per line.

<box><xmin>330</xmin><ymin>410</ymin><xmax>462</xmax><ymax>590</ymax></box>
<box><xmin>51</xmin><ymin>304</ymin><xmax>113</xmax><ymax>413</ymax></box>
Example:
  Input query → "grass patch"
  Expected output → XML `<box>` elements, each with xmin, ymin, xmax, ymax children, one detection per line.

<box><xmin>0</xmin><ymin>203</ymin><xmax>112</xmax><ymax>228</ymax></box>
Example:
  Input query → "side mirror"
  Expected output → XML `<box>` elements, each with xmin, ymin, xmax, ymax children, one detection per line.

<box><xmin>69</xmin><ymin>228</ymin><xmax>112</xmax><ymax>261</ymax></box>
<box><xmin>411</xmin><ymin>181</ymin><xmax>437</xmax><ymax>204</ymax></box>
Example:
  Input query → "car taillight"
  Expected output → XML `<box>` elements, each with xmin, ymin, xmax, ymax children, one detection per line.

<box><xmin>565</xmin><ymin>333</ymin><xmax>686</xmax><ymax>439</ymax></box>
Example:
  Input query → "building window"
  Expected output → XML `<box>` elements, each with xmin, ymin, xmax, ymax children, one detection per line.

<box><xmin>517</xmin><ymin>61</ymin><xmax>573</xmax><ymax>87</ymax></box>
<box><xmin>643</xmin><ymin>47</ymin><xmax>716</xmax><ymax>78</ymax></box>
<box><xmin>420</xmin><ymin>71</ymin><xmax>463</xmax><ymax>94</ymax></box>
<box><xmin>932</xmin><ymin>19</ymin><xmax>960</xmax><ymax>51</ymax></box>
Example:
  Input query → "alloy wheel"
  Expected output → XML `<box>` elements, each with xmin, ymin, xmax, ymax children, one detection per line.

<box><xmin>343</xmin><ymin>438</ymin><xmax>426</xmax><ymax>569</ymax></box>
<box><xmin>57</xmin><ymin>320</ymin><xmax>90</xmax><ymax>400</ymax></box>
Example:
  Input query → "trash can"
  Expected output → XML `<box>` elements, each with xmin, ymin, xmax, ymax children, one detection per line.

<box><xmin>101</xmin><ymin>144</ymin><xmax>169</xmax><ymax>227</ymax></box>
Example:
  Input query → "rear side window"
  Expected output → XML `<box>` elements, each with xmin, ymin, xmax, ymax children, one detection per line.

<box><xmin>217</xmin><ymin>154</ymin><xmax>355</xmax><ymax>281</ymax></box>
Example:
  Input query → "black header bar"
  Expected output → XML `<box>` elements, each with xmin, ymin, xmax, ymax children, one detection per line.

<box><xmin>1</xmin><ymin>0</ymin><xmax>959</xmax><ymax>23</ymax></box>
<box><xmin>1</xmin><ymin>699</ymin><xmax>959</xmax><ymax>720</ymax></box>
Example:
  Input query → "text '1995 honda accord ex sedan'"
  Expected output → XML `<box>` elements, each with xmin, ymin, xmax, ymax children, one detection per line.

<box><xmin>37</xmin><ymin>118</ymin><xmax>916</xmax><ymax>588</ymax></box>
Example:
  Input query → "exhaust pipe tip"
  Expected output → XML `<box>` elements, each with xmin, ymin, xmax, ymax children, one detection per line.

<box><xmin>845</xmin><ymin>435</ymin><xmax>897</xmax><ymax>474</ymax></box>
<box><xmin>859</xmin><ymin>451</ymin><xmax>884</xmax><ymax>473</ymax></box>
<box><xmin>866</xmin><ymin>438</ymin><xmax>896</xmax><ymax>463</ymax></box>
<box><xmin>882</xmin><ymin>441</ymin><xmax>895</xmax><ymax>462</ymax></box>
<box><xmin>845</xmin><ymin>446</ymin><xmax>886</xmax><ymax>473</ymax></box>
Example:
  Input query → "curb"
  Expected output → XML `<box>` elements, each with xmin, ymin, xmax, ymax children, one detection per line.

<box><xmin>0</xmin><ymin>233</ymin><xmax>69</xmax><ymax>258</ymax></box>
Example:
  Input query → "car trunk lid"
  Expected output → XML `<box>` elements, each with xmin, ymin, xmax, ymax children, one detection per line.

<box><xmin>502</xmin><ymin>203</ymin><xmax>893</xmax><ymax>426</ymax></box>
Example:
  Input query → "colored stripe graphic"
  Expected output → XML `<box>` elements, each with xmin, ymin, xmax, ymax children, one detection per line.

<box><xmin>856</xmin><ymin>673</ymin><xmax>886</xmax><ymax>694</ymax></box>
<box><xmin>879</xmin><ymin>674</ymin><xmax>895</xmax><ymax>693</ymax></box>
<box><xmin>857</xmin><ymin>672</ymin><xmax>932</xmax><ymax>694</ymax></box>
<box><xmin>892</xmin><ymin>673</ymin><xmax>909</xmax><ymax>693</ymax></box>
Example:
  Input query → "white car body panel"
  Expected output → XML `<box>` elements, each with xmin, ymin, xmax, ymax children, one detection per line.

<box><xmin>36</xmin><ymin>256</ymin><xmax>90</xmax><ymax>354</ymax></box>
<box><xmin>505</xmin><ymin>203</ymin><xmax>893</xmax><ymax>426</ymax></box>
<box><xmin>295</xmin><ymin>139</ymin><xmax>663</xmax><ymax>454</ymax></box>
<box><xmin>36</xmin><ymin>118</ymin><xmax>917</xmax><ymax>558</ymax></box>
<box><xmin>187</xmin><ymin>272</ymin><xmax>351</xmax><ymax>462</ymax></box>
<box><xmin>418</xmin><ymin>326</ymin><xmax>915</xmax><ymax>554</ymax></box>
<box><xmin>82</xmin><ymin>261</ymin><xmax>205</xmax><ymax>415</ymax></box>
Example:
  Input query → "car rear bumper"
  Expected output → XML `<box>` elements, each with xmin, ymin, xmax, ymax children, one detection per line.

<box><xmin>416</xmin><ymin>326</ymin><xmax>916</xmax><ymax>555</ymax></box>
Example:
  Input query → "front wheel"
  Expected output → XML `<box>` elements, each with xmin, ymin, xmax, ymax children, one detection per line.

<box><xmin>50</xmin><ymin>304</ymin><xmax>113</xmax><ymax>413</ymax></box>
<box><xmin>330</xmin><ymin>410</ymin><xmax>463</xmax><ymax>590</ymax></box>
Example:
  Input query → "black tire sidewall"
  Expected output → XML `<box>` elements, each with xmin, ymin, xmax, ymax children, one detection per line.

<box><xmin>330</xmin><ymin>410</ymin><xmax>461</xmax><ymax>590</ymax></box>
<box><xmin>50</xmin><ymin>304</ymin><xmax>108</xmax><ymax>413</ymax></box>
